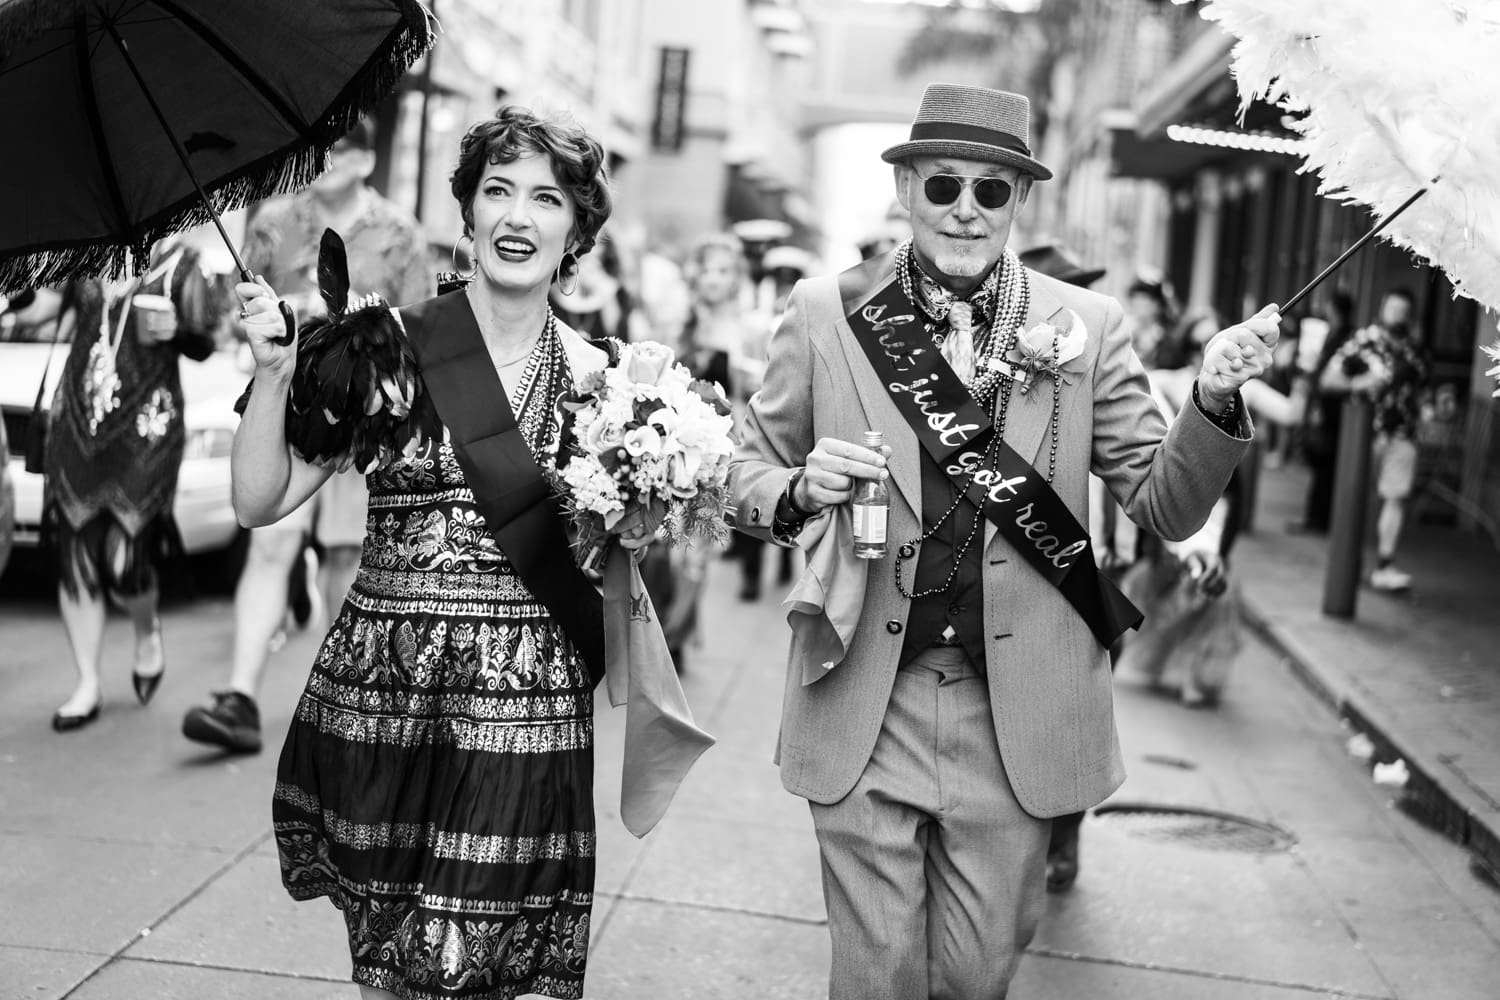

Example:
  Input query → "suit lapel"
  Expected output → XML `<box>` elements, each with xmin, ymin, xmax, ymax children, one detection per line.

<box><xmin>998</xmin><ymin>271</ymin><xmax>1067</xmax><ymax>467</ymax></box>
<box><xmin>832</xmin><ymin>255</ymin><xmax>921</xmax><ymax>515</ymax></box>
<box><xmin>986</xmin><ymin>270</ymin><xmax>1069</xmax><ymax>554</ymax></box>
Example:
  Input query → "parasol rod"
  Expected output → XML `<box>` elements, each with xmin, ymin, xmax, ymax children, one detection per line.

<box><xmin>1281</xmin><ymin>186</ymin><xmax>1429</xmax><ymax>314</ymax></box>
<box><xmin>102</xmin><ymin>19</ymin><xmax>252</xmax><ymax>283</ymax></box>
<box><xmin>104</xmin><ymin>18</ymin><xmax>296</xmax><ymax>342</ymax></box>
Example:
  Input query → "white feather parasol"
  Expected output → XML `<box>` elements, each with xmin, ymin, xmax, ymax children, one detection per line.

<box><xmin>1176</xmin><ymin>0</ymin><xmax>1500</xmax><ymax>314</ymax></box>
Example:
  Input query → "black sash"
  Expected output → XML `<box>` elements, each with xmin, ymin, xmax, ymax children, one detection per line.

<box><xmin>402</xmin><ymin>292</ymin><xmax>606</xmax><ymax>685</ymax></box>
<box><xmin>845</xmin><ymin>275</ymin><xmax>1142</xmax><ymax>648</ymax></box>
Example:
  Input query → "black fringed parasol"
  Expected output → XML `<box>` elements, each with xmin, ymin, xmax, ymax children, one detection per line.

<box><xmin>0</xmin><ymin>0</ymin><xmax>434</xmax><ymax>294</ymax></box>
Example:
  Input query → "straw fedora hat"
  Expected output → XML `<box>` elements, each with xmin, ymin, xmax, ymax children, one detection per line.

<box><xmin>882</xmin><ymin>83</ymin><xmax>1052</xmax><ymax>181</ymax></box>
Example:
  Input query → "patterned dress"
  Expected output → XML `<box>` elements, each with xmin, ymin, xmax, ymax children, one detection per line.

<box><xmin>272</xmin><ymin>333</ymin><xmax>595</xmax><ymax>1000</ymax></box>
<box><xmin>44</xmin><ymin>243</ymin><xmax>216</xmax><ymax>598</ymax></box>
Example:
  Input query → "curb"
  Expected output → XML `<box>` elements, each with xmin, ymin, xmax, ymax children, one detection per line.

<box><xmin>1240</xmin><ymin>590</ymin><xmax>1500</xmax><ymax>882</ymax></box>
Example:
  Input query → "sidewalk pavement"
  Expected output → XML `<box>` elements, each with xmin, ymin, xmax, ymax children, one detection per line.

<box><xmin>1235</xmin><ymin>462</ymin><xmax>1500</xmax><ymax>879</ymax></box>
<box><xmin>5</xmin><ymin>533</ymin><xmax>1500</xmax><ymax>997</ymax></box>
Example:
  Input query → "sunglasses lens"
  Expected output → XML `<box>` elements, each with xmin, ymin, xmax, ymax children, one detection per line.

<box><xmin>924</xmin><ymin>175</ymin><xmax>962</xmax><ymax>204</ymax></box>
<box><xmin>975</xmin><ymin>179</ymin><xmax>1012</xmax><ymax>209</ymax></box>
<box><xmin>922</xmin><ymin>175</ymin><xmax>1012</xmax><ymax>209</ymax></box>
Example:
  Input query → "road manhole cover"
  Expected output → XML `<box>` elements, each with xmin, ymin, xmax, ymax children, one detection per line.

<box><xmin>1092</xmin><ymin>803</ymin><xmax>1297</xmax><ymax>854</ymax></box>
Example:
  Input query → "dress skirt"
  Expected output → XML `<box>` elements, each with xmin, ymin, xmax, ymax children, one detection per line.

<box><xmin>272</xmin><ymin>435</ymin><xmax>596</xmax><ymax>1000</ymax></box>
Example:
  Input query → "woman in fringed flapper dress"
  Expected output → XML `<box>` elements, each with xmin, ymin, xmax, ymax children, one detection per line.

<box><xmin>231</xmin><ymin>107</ymin><xmax>650</xmax><ymax>1000</ymax></box>
<box><xmin>45</xmin><ymin>240</ymin><xmax>219</xmax><ymax>731</ymax></box>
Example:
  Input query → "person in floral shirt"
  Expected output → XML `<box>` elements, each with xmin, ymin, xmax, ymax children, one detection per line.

<box><xmin>1320</xmin><ymin>288</ymin><xmax>1429</xmax><ymax>591</ymax></box>
<box><xmin>182</xmin><ymin>118</ymin><xmax>433</xmax><ymax>754</ymax></box>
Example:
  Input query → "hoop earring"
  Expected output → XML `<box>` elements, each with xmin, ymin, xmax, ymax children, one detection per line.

<box><xmin>555</xmin><ymin>251</ymin><xmax>580</xmax><ymax>296</ymax></box>
<box><xmin>452</xmin><ymin>233</ymin><xmax>478</xmax><ymax>279</ymax></box>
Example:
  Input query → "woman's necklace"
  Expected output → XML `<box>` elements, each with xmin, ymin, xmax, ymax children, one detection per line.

<box><xmin>492</xmin><ymin>332</ymin><xmax>542</xmax><ymax>371</ymax></box>
<box><xmin>84</xmin><ymin>280</ymin><xmax>135</xmax><ymax>434</ymax></box>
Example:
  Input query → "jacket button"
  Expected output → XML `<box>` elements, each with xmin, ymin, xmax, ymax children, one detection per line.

<box><xmin>948</xmin><ymin>603</ymin><xmax>964</xmax><ymax>616</ymax></box>
<box><xmin>898</xmin><ymin>543</ymin><xmax>915</xmax><ymax>559</ymax></box>
<box><xmin>886</xmin><ymin>620</ymin><xmax>902</xmax><ymax>635</ymax></box>
<box><xmin>751</xmin><ymin>506</ymin><xmax>762</xmax><ymax>522</ymax></box>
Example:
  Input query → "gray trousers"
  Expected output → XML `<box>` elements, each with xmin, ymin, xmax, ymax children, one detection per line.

<box><xmin>809</xmin><ymin>646</ymin><xmax>1050</xmax><ymax>1000</ymax></box>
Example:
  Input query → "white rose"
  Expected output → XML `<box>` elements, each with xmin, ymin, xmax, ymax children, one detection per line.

<box><xmin>667</xmin><ymin>448</ymin><xmax>704</xmax><ymax>497</ymax></box>
<box><xmin>625</xmin><ymin>340</ymin><xmax>677</xmax><ymax>386</ymax></box>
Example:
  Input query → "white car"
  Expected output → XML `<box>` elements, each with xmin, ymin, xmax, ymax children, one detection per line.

<box><xmin>0</xmin><ymin>333</ymin><xmax>246</xmax><ymax>569</ymax></box>
<box><xmin>0</xmin><ymin>409</ymin><xmax>13</xmax><ymax>577</ymax></box>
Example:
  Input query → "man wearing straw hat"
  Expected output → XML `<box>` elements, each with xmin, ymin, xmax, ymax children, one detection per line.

<box><xmin>729</xmin><ymin>83</ymin><xmax>1281</xmax><ymax>997</ymax></box>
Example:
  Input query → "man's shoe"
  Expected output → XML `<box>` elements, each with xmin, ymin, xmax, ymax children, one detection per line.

<box><xmin>182</xmin><ymin>692</ymin><xmax>262</xmax><ymax>753</ymax></box>
<box><xmin>1369</xmin><ymin>566</ymin><xmax>1413</xmax><ymax>592</ymax></box>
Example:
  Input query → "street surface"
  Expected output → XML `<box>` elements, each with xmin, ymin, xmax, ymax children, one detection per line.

<box><xmin>2</xmin><ymin>550</ymin><xmax>1499</xmax><ymax>999</ymax></box>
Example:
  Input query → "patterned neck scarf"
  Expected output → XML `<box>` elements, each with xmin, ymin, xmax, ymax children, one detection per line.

<box><xmin>903</xmin><ymin>245</ymin><xmax>1002</xmax><ymax>329</ymax></box>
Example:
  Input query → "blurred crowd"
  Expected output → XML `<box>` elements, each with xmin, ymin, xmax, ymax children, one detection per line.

<box><xmin>0</xmin><ymin>115</ymin><xmax>1446</xmax><ymax>751</ymax></box>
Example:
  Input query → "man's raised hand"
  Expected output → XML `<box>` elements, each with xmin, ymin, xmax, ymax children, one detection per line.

<box><xmin>1197</xmin><ymin>304</ymin><xmax>1281</xmax><ymax>411</ymax></box>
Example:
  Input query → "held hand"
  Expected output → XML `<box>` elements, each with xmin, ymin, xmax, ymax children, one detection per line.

<box><xmin>797</xmin><ymin>437</ymin><xmax>891</xmax><ymax>512</ymax></box>
<box><xmin>236</xmin><ymin>277</ymin><xmax>296</xmax><ymax>378</ymax></box>
<box><xmin>1197</xmin><ymin>304</ymin><xmax>1280</xmax><ymax>409</ymax></box>
<box><xmin>1184</xmin><ymin>551</ymin><xmax>1228</xmax><ymax>599</ymax></box>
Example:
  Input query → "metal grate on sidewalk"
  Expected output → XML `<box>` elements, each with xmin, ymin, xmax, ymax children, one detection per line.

<box><xmin>1092</xmin><ymin>803</ymin><xmax>1298</xmax><ymax>854</ymax></box>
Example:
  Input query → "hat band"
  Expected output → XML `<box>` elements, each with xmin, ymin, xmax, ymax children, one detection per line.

<box><xmin>908</xmin><ymin>121</ymin><xmax>1030</xmax><ymax>157</ymax></box>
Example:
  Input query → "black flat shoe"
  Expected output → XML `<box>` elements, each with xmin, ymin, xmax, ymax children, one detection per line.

<box><xmin>52</xmin><ymin>703</ymin><xmax>100</xmax><ymax>732</ymax></box>
<box><xmin>132</xmin><ymin>669</ymin><xmax>165</xmax><ymax>706</ymax></box>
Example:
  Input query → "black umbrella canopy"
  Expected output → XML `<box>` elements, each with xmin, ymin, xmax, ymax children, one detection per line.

<box><xmin>0</xmin><ymin>0</ymin><xmax>434</xmax><ymax>293</ymax></box>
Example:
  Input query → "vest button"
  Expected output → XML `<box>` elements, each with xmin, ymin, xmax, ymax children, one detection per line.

<box><xmin>751</xmin><ymin>506</ymin><xmax>762</xmax><ymax>522</ymax></box>
<box><xmin>885</xmin><ymin>620</ymin><xmax>903</xmax><ymax>635</ymax></box>
<box><xmin>898</xmin><ymin>543</ymin><xmax>916</xmax><ymax>559</ymax></box>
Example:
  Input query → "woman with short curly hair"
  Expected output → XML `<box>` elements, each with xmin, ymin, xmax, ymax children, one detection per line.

<box><xmin>233</xmin><ymin>106</ymin><xmax>649</xmax><ymax>1000</ymax></box>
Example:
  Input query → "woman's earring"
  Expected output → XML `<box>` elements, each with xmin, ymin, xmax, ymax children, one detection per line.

<box><xmin>437</xmin><ymin>233</ymin><xmax>478</xmax><ymax>295</ymax></box>
<box><xmin>555</xmin><ymin>251</ymin><xmax>580</xmax><ymax>296</ymax></box>
<box><xmin>452</xmin><ymin>233</ymin><xmax>478</xmax><ymax>279</ymax></box>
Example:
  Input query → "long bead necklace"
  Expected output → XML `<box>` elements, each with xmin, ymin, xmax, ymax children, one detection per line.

<box><xmin>890</xmin><ymin>243</ymin><xmax>1034</xmax><ymax>599</ymax></box>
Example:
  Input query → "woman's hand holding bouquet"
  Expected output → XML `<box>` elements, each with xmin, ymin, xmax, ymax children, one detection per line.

<box><xmin>551</xmin><ymin>340</ymin><xmax>737</xmax><ymax>571</ymax></box>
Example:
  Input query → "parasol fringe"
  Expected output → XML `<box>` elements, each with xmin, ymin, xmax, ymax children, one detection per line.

<box><xmin>0</xmin><ymin>0</ymin><xmax>434</xmax><ymax>295</ymax></box>
<box><xmin>0</xmin><ymin>0</ymin><xmax>90</xmax><ymax>61</ymax></box>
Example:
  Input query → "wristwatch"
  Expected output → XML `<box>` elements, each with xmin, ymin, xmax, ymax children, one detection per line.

<box><xmin>771</xmin><ymin>467</ymin><xmax>816</xmax><ymax>544</ymax></box>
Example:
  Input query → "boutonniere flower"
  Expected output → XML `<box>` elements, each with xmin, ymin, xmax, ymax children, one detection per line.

<box><xmin>1009</xmin><ymin>307</ymin><xmax>1087</xmax><ymax>394</ymax></box>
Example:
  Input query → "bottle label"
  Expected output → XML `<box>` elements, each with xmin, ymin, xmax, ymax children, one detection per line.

<box><xmin>853</xmin><ymin>503</ymin><xmax>887</xmax><ymax>544</ymax></box>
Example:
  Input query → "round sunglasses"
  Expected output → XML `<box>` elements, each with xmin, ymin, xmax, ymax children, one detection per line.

<box><xmin>920</xmin><ymin>172</ymin><xmax>1014</xmax><ymax>210</ymax></box>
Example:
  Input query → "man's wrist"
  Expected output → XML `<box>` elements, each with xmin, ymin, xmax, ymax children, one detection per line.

<box><xmin>784</xmin><ymin>467</ymin><xmax>817</xmax><ymax>518</ymax></box>
<box><xmin>1192</xmin><ymin>380</ymin><xmax>1246</xmax><ymax>437</ymax></box>
<box><xmin>1195</xmin><ymin>378</ymin><xmax>1232</xmax><ymax>415</ymax></box>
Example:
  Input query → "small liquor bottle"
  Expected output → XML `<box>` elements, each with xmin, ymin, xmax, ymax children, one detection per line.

<box><xmin>852</xmin><ymin>430</ymin><xmax>889</xmax><ymax>560</ymax></box>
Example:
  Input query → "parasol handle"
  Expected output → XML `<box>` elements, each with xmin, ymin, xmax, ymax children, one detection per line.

<box><xmin>1281</xmin><ymin>187</ymin><xmax>1429</xmax><ymax>314</ymax></box>
<box><xmin>104</xmin><ymin>20</ymin><xmax>296</xmax><ymax>345</ymax></box>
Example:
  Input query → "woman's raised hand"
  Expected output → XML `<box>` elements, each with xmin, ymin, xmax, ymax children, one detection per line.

<box><xmin>236</xmin><ymin>277</ymin><xmax>296</xmax><ymax>378</ymax></box>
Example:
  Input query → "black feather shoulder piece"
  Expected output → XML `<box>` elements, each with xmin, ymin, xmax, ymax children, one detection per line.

<box><xmin>238</xmin><ymin>229</ymin><xmax>439</xmax><ymax>472</ymax></box>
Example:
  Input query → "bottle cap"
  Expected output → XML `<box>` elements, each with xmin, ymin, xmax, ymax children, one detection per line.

<box><xmin>862</xmin><ymin>429</ymin><xmax>883</xmax><ymax>447</ymax></box>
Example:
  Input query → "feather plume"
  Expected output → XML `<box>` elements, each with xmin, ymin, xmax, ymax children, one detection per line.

<box><xmin>1178</xmin><ymin>0</ymin><xmax>1500</xmax><ymax>310</ymax></box>
<box><xmin>235</xmin><ymin>228</ymin><xmax>439</xmax><ymax>471</ymax></box>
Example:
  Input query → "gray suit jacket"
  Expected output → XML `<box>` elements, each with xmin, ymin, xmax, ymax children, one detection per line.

<box><xmin>728</xmin><ymin>254</ymin><xmax>1250</xmax><ymax>817</ymax></box>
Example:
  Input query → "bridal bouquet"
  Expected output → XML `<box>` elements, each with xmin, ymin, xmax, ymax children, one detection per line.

<box><xmin>552</xmin><ymin>340</ymin><xmax>736</xmax><ymax>569</ymax></box>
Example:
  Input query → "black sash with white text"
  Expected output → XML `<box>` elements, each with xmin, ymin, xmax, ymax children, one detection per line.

<box><xmin>846</xmin><ymin>277</ymin><xmax>1142</xmax><ymax>649</ymax></box>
